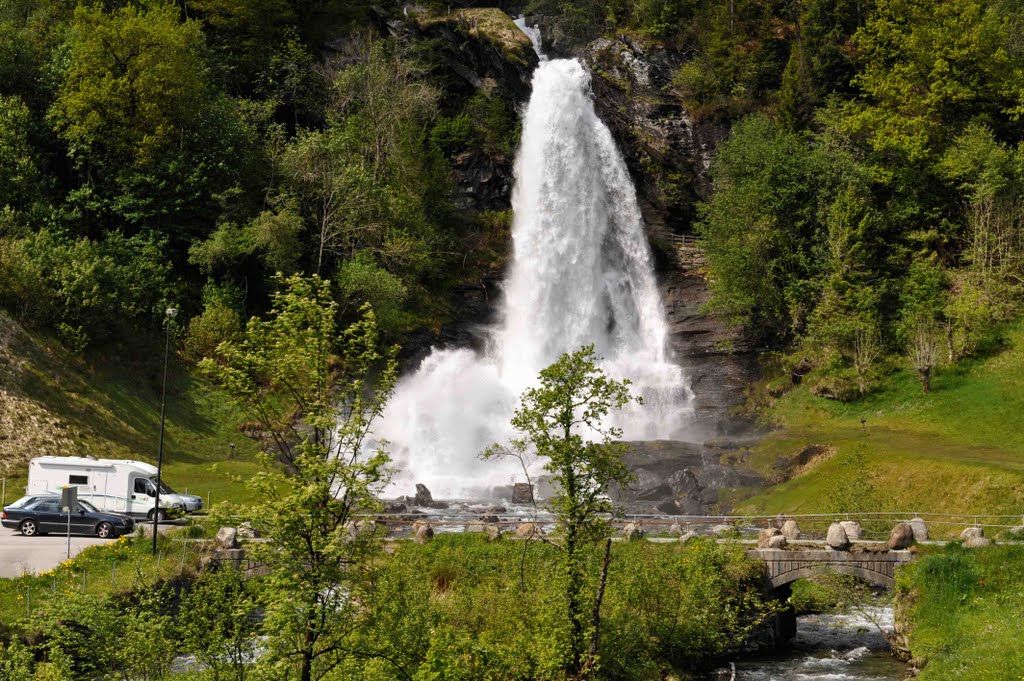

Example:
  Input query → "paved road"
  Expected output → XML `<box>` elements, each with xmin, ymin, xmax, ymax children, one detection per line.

<box><xmin>0</xmin><ymin>532</ymin><xmax>110</xmax><ymax>578</ymax></box>
<box><xmin>0</xmin><ymin>523</ymin><xmax>181</xmax><ymax>578</ymax></box>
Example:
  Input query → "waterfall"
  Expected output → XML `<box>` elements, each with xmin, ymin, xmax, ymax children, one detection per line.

<box><xmin>373</xmin><ymin>28</ymin><xmax>692</xmax><ymax>498</ymax></box>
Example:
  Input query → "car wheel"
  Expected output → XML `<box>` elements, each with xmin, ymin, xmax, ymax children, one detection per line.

<box><xmin>19</xmin><ymin>519</ymin><xmax>38</xmax><ymax>537</ymax></box>
<box><xmin>148</xmin><ymin>508</ymin><xmax>166</xmax><ymax>522</ymax></box>
<box><xmin>96</xmin><ymin>522</ymin><xmax>113</xmax><ymax>539</ymax></box>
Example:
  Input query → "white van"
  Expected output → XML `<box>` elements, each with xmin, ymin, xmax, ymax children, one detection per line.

<box><xmin>27</xmin><ymin>457</ymin><xmax>203</xmax><ymax>520</ymax></box>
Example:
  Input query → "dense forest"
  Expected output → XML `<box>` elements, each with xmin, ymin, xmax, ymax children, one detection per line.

<box><xmin>0</xmin><ymin>0</ymin><xmax>521</xmax><ymax>361</ymax></box>
<box><xmin>2</xmin><ymin>0</ymin><xmax>1023</xmax><ymax>402</ymax></box>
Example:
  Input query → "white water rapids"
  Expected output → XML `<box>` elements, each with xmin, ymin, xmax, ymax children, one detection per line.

<box><xmin>373</xmin><ymin>25</ymin><xmax>693</xmax><ymax>498</ymax></box>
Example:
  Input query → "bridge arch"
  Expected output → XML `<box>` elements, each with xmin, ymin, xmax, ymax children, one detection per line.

<box><xmin>769</xmin><ymin>563</ymin><xmax>895</xmax><ymax>589</ymax></box>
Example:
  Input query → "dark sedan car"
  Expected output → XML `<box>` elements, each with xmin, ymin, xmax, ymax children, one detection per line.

<box><xmin>1</xmin><ymin>495</ymin><xmax>135</xmax><ymax>538</ymax></box>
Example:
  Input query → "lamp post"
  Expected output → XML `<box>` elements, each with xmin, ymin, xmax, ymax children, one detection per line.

<box><xmin>152</xmin><ymin>306</ymin><xmax>177</xmax><ymax>555</ymax></box>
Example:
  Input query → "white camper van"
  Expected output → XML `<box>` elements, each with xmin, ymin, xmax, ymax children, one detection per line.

<box><xmin>27</xmin><ymin>457</ymin><xmax>203</xmax><ymax>520</ymax></box>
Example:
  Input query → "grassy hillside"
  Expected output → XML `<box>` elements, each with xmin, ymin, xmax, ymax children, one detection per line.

<box><xmin>0</xmin><ymin>311</ymin><xmax>260</xmax><ymax>506</ymax></box>
<box><xmin>736</xmin><ymin>321</ymin><xmax>1024</xmax><ymax>525</ymax></box>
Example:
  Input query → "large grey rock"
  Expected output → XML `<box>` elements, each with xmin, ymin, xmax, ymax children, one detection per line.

<box><xmin>766</xmin><ymin>534</ymin><xmax>788</xmax><ymax>549</ymax></box>
<box><xmin>515</xmin><ymin>522</ymin><xmax>541</xmax><ymax>539</ymax></box>
<box><xmin>964</xmin><ymin>536</ymin><xmax>993</xmax><ymax>548</ymax></box>
<box><xmin>757</xmin><ymin>527</ymin><xmax>782</xmax><ymax>549</ymax></box>
<box><xmin>909</xmin><ymin>517</ymin><xmax>928</xmax><ymax>541</ymax></box>
<box><xmin>679</xmin><ymin>531</ymin><xmax>697</xmax><ymax>544</ymax></box>
<box><xmin>236</xmin><ymin>522</ymin><xmax>261</xmax><ymax>539</ymax></box>
<box><xmin>826</xmin><ymin>523</ymin><xmax>850</xmax><ymax>550</ymax></box>
<box><xmin>511</xmin><ymin>483</ymin><xmax>534</xmax><ymax>505</ymax></box>
<box><xmin>484</xmin><ymin>524</ymin><xmax>502</xmax><ymax>542</ymax></box>
<box><xmin>623</xmin><ymin>522</ymin><xmax>646</xmax><ymax>541</ymax></box>
<box><xmin>839</xmin><ymin>521</ymin><xmax>862</xmax><ymax>541</ymax></box>
<box><xmin>712</xmin><ymin>524</ymin><xmax>736</xmax><ymax>537</ymax></box>
<box><xmin>781</xmin><ymin>519</ymin><xmax>801</xmax><ymax>540</ymax></box>
<box><xmin>215</xmin><ymin>526</ymin><xmax>239</xmax><ymax>549</ymax></box>
<box><xmin>888</xmin><ymin>523</ymin><xmax>915</xmax><ymax>550</ymax></box>
<box><xmin>961</xmin><ymin>526</ymin><xmax>984</xmax><ymax>540</ymax></box>
<box><xmin>668</xmin><ymin>522</ymin><xmax>684</xmax><ymax>536</ymax></box>
<box><xmin>413</xmin><ymin>522</ymin><xmax>434</xmax><ymax>544</ymax></box>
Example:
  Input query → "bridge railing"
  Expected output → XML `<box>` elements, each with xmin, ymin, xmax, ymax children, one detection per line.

<box><xmin>351</xmin><ymin>510</ymin><xmax>1024</xmax><ymax>542</ymax></box>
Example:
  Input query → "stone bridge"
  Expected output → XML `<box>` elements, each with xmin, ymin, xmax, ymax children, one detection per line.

<box><xmin>748</xmin><ymin>548</ymin><xmax>915</xmax><ymax>589</ymax></box>
<box><xmin>747</xmin><ymin>548</ymin><xmax>915</xmax><ymax>642</ymax></box>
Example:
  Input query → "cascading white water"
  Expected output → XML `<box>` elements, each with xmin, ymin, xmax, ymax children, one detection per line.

<box><xmin>373</xmin><ymin>27</ymin><xmax>692</xmax><ymax>498</ymax></box>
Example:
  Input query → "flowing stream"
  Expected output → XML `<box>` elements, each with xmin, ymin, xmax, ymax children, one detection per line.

<box><xmin>372</xmin><ymin>21</ymin><xmax>692</xmax><ymax>497</ymax></box>
<box><xmin>726</xmin><ymin>607</ymin><xmax>907</xmax><ymax>681</ymax></box>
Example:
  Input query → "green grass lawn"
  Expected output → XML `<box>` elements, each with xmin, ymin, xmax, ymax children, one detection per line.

<box><xmin>736</xmin><ymin>321</ymin><xmax>1024</xmax><ymax>526</ymax></box>
<box><xmin>897</xmin><ymin>544</ymin><xmax>1024</xmax><ymax>679</ymax></box>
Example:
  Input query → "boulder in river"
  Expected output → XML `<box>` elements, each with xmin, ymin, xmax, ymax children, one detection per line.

<box><xmin>887</xmin><ymin>523</ymin><xmax>914</xmax><ymax>550</ymax></box>
<box><xmin>511</xmin><ymin>483</ymin><xmax>534</xmax><ymax>505</ymax></box>
<box><xmin>826</xmin><ymin>523</ymin><xmax>850</xmax><ymax>550</ymax></box>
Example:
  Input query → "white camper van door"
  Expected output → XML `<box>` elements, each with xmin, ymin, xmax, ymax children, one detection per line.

<box><xmin>130</xmin><ymin>475</ymin><xmax>156</xmax><ymax>516</ymax></box>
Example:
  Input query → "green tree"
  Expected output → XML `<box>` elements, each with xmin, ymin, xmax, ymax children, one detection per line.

<box><xmin>180</xmin><ymin>567</ymin><xmax>259</xmax><ymax>681</ymax></box>
<box><xmin>486</xmin><ymin>345</ymin><xmax>635</xmax><ymax>677</ymax></box>
<box><xmin>201</xmin><ymin>274</ymin><xmax>398</xmax><ymax>681</ymax></box>
<box><xmin>846</xmin><ymin>0</ymin><xmax>1024</xmax><ymax>163</ymax></box>
<box><xmin>50</xmin><ymin>3</ymin><xmax>249</xmax><ymax>237</ymax></box>
<box><xmin>0</xmin><ymin>94</ymin><xmax>41</xmax><ymax>210</ymax></box>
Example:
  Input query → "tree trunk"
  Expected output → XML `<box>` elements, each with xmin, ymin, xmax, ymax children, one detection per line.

<box><xmin>919</xmin><ymin>367</ymin><xmax>931</xmax><ymax>394</ymax></box>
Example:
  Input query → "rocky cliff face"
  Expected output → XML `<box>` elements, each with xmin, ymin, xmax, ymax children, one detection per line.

<box><xmin>579</xmin><ymin>35</ymin><xmax>730</xmax><ymax>238</ymax></box>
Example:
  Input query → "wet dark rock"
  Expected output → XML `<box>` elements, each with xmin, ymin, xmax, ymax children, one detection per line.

<box><xmin>656</xmin><ymin>499</ymin><xmax>682</xmax><ymax>516</ymax></box>
<box><xmin>613</xmin><ymin>441</ymin><xmax>763</xmax><ymax>515</ymax></box>
<box><xmin>479</xmin><ymin>514</ymin><xmax>500</xmax><ymax>524</ymax></box>
<box><xmin>511</xmin><ymin>482</ymin><xmax>534</xmax><ymax>505</ymax></box>
<box><xmin>414</xmin><ymin>484</ymin><xmax>434</xmax><ymax>507</ymax></box>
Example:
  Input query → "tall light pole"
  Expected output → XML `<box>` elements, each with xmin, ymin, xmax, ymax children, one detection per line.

<box><xmin>152</xmin><ymin>306</ymin><xmax>177</xmax><ymax>555</ymax></box>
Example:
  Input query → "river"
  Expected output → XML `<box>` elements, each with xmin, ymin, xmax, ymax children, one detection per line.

<box><xmin>724</xmin><ymin>607</ymin><xmax>907</xmax><ymax>680</ymax></box>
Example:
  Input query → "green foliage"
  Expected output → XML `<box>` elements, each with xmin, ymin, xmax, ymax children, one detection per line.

<box><xmin>0</xmin><ymin>228</ymin><xmax>173</xmax><ymax>347</ymax></box>
<box><xmin>0</xmin><ymin>94</ymin><xmax>41</xmax><ymax>210</ymax></box>
<box><xmin>336</xmin><ymin>252</ymin><xmax>410</xmax><ymax>335</ymax></box>
<box><xmin>201</xmin><ymin>273</ymin><xmax>399</xmax><ymax>681</ymax></box>
<box><xmin>179</xmin><ymin>567</ymin><xmax>259</xmax><ymax>681</ymax></box>
<box><xmin>486</xmin><ymin>345</ymin><xmax>636</xmax><ymax>677</ymax></box>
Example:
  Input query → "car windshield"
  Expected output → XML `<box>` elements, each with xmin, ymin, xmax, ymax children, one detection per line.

<box><xmin>77</xmin><ymin>500</ymin><xmax>98</xmax><ymax>513</ymax></box>
<box><xmin>150</xmin><ymin>478</ymin><xmax>175</xmax><ymax>494</ymax></box>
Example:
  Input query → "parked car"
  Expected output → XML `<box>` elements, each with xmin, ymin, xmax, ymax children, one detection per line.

<box><xmin>1</xmin><ymin>495</ymin><xmax>135</xmax><ymax>538</ymax></box>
